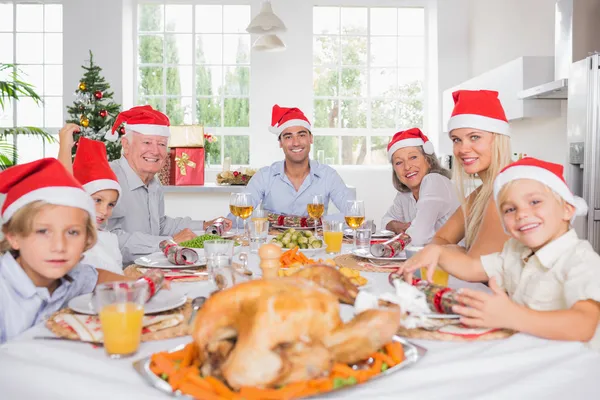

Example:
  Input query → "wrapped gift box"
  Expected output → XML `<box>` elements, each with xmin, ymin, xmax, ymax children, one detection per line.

<box><xmin>168</xmin><ymin>147</ymin><xmax>205</xmax><ymax>186</ymax></box>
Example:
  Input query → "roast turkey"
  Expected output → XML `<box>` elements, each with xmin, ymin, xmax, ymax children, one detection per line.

<box><xmin>192</xmin><ymin>265</ymin><xmax>402</xmax><ymax>389</ymax></box>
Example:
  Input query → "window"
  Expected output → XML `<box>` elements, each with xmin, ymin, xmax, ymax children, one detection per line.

<box><xmin>136</xmin><ymin>3</ymin><xmax>251</xmax><ymax>166</ymax></box>
<box><xmin>312</xmin><ymin>6</ymin><xmax>425</xmax><ymax>165</ymax></box>
<box><xmin>0</xmin><ymin>2</ymin><xmax>63</xmax><ymax>164</ymax></box>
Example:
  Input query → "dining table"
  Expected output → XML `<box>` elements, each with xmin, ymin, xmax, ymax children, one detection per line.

<box><xmin>1</xmin><ymin>242</ymin><xmax>600</xmax><ymax>400</ymax></box>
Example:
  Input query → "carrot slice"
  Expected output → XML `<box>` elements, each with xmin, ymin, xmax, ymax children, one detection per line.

<box><xmin>151</xmin><ymin>353</ymin><xmax>178</xmax><ymax>376</ymax></box>
<box><xmin>384</xmin><ymin>342</ymin><xmax>405</xmax><ymax>365</ymax></box>
<box><xmin>169</xmin><ymin>367</ymin><xmax>195</xmax><ymax>391</ymax></box>
<box><xmin>205</xmin><ymin>376</ymin><xmax>236</xmax><ymax>399</ymax></box>
<box><xmin>178</xmin><ymin>382</ymin><xmax>223</xmax><ymax>400</ymax></box>
<box><xmin>184</xmin><ymin>372</ymin><xmax>213</xmax><ymax>391</ymax></box>
<box><xmin>331</xmin><ymin>363</ymin><xmax>361</xmax><ymax>378</ymax></box>
<box><xmin>372</xmin><ymin>351</ymin><xmax>396</xmax><ymax>368</ymax></box>
<box><xmin>180</xmin><ymin>343</ymin><xmax>196</xmax><ymax>368</ymax></box>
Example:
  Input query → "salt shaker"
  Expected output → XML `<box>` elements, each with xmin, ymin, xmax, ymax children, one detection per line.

<box><xmin>258</xmin><ymin>243</ymin><xmax>282</xmax><ymax>279</ymax></box>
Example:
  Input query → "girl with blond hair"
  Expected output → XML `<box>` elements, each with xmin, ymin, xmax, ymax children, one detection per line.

<box><xmin>407</xmin><ymin>90</ymin><xmax>512</xmax><ymax>267</ymax></box>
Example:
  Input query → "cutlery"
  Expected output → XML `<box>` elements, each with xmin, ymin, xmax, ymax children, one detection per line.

<box><xmin>187</xmin><ymin>296</ymin><xmax>207</xmax><ymax>326</ymax></box>
<box><xmin>33</xmin><ymin>336</ymin><xmax>104</xmax><ymax>346</ymax></box>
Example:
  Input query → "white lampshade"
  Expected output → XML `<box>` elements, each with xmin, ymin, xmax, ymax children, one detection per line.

<box><xmin>246</xmin><ymin>1</ymin><xmax>286</xmax><ymax>34</ymax></box>
<box><xmin>252</xmin><ymin>34</ymin><xmax>286</xmax><ymax>52</ymax></box>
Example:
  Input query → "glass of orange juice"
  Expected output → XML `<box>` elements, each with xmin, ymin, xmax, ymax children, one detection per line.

<box><xmin>420</xmin><ymin>267</ymin><xmax>450</xmax><ymax>286</ymax></box>
<box><xmin>94</xmin><ymin>282</ymin><xmax>147</xmax><ymax>359</ymax></box>
<box><xmin>323</xmin><ymin>220</ymin><xmax>344</xmax><ymax>255</ymax></box>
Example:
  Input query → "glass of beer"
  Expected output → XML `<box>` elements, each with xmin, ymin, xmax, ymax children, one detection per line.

<box><xmin>236</xmin><ymin>192</ymin><xmax>254</xmax><ymax>240</ymax></box>
<box><xmin>345</xmin><ymin>200</ymin><xmax>365</xmax><ymax>249</ymax></box>
<box><xmin>229</xmin><ymin>193</ymin><xmax>240</xmax><ymax>235</ymax></box>
<box><xmin>307</xmin><ymin>194</ymin><xmax>325</xmax><ymax>237</ymax></box>
<box><xmin>94</xmin><ymin>281</ymin><xmax>147</xmax><ymax>359</ymax></box>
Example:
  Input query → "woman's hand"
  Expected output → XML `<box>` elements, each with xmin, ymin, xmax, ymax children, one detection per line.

<box><xmin>58</xmin><ymin>123</ymin><xmax>80</xmax><ymax>149</ymax></box>
<box><xmin>399</xmin><ymin>244</ymin><xmax>443</xmax><ymax>283</ymax></box>
<box><xmin>452</xmin><ymin>278</ymin><xmax>520</xmax><ymax>330</ymax></box>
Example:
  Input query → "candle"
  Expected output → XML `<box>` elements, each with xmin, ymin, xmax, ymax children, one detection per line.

<box><xmin>223</xmin><ymin>157</ymin><xmax>231</xmax><ymax>172</ymax></box>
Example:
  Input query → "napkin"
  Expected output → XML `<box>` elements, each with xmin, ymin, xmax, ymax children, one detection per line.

<box><xmin>56</xmin><ymin>313</ymin><xmax>184</xmax><ymax>342</ymax></box>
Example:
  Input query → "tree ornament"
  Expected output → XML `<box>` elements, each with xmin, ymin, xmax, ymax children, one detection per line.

<box><xmin>78</xmin><ymin>82</ymin><xmax>87</xmax><ymax>91</ymax></box>
<box><xmin>80</xmin><ymin>115</ymin><xmax>90</xmax><ymax>127</ymax></box>
<box><xmin>119</xmin><ymin>126</ymin><xmax>126</xmax><ymax>135</ymax></box>
<box><xmin>94</xmin><ymin>90</ymin><xmax>103</xmax><ymax>100</ymax></box>
<box><xmin>99</xmin><ymin>109</ymin><xmax>108</xmax><ymax>118</ymax></box>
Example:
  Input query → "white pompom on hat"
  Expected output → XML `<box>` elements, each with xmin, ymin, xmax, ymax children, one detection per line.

<box><xmin>387</xmin><ymin>128</ymin><xmax>435</xmax><ymax>161</ymax></box>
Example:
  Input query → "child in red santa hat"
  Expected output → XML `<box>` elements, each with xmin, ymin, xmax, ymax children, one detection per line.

<box><xmin>401</xmin><ymin>157</ymin><xmax>600</xmax><ymax>348</ymax></box>
<box><xmin>57</xmin><ymin>123</ymin><xmax>123</xmax><ymax>274</ymax></box>
<box><xmin>0</xmin><ymin>158</ymin><xmax>129</xmax><ymax>343</ymax></box>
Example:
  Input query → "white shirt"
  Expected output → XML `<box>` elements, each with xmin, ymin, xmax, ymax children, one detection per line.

<box><xmin>481</xmin><ymin>229</ymin><xmax>600</xmax><ymax>350</ymax></box>
<box><xmin>0</xmin><ymin>252</ymin><xmax>98</xmax><ymax>344</ymax></box>
<box><xmin>381</xmin><ymin>173</ymin><xmax>460</xmax><ymax>246</ymax></box>
<box><xmin>82</xmin><ymin>230</ymin><xmax>123</xmax><ymax>274</ymax></box>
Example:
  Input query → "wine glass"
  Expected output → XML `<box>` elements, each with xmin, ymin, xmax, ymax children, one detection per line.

<box><xmin>236</xmin><ymin>192</ymin><xmax>254</xmax><ymax>240</ymax></box>
<box><xmin>229</xmin><ymin>193</ymin><xmax>240</xmax><ymax>235</ymax></box>
<box><xmin>345</xmin><ymin>200</ymin><xmax>365</xmax><ymax>249</ymax></box>
<box><xmin>307</xmin><ymin>194</ymin><xmax>325</xmax><ymax>237</ymax></box>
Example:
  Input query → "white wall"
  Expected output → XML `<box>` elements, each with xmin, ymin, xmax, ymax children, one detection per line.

<box><xmin>465</xmin><ymin>0</ymin><xmax>567</xmax><ymax>166</ymax></box>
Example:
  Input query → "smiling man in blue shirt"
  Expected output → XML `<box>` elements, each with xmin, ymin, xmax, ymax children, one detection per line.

<box><xmin>233</xmin><ymin>105</ymin><xmax>355</xmax><ymax>225</ymax></box>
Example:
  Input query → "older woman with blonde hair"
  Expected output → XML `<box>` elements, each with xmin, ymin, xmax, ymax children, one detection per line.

<box><xmin>382</xmin><ymin>128</ymin><xmax>459</xmax><ymax>246</ymax></box>
<box><xmin>405</xmin><ymin>90</ymin><xmax>512</xmax><ymax>269</ymax></box>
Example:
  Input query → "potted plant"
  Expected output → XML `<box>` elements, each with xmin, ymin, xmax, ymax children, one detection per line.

<box><xmin>0</xmin><ymin>63</ymin><xmax>56</xmax><ymax>170</ymax></box>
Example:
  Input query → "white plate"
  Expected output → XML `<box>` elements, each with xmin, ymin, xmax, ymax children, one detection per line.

<box><xmin>425</xmin><ymin>313</ymin><xmax>460</xmax><ymax>319</ymax></box>
<box><xmin>344</xmin><ymin>229</ymin><xmax>395</xmax><ymax>239</ymax></box>
<box><xmin>134</xmin><ymin>252</ymin><xmax>207</xmax><ymax>269</ymax></box>
<box><xmin>272</xmin><ymin>225</ymin><xmax>317</xmax><ymax>231</ymax></box>
<box><xmin>351</xmin><ymin>248</ymin><xmax>407</xmax><ymax>262</ymax></box>
<box><xmin>68</xmin><ymin>291</ymin><xmax>187</xmax><ymax>315</ymax></box>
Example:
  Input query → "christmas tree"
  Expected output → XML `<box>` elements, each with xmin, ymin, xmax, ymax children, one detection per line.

<box><xmin>66</xmin><ymin>50</ymin><xmax>122</xmax><ymax>161</ymax></box>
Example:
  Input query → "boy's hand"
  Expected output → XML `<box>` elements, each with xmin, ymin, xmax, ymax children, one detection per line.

<box><xmin>453</xmin><ymin>277</ymin><xmax>520</xmax><ymax>330</ymax></box>
<box><xmin>400</xmin><ymin>244</ymin><xmax>442</xmax><ymax>283</ymax></box>
<box><xmin>58</xmin><ymin>123</ymin><xmax>80</xmax><ymax>149</ymax></box>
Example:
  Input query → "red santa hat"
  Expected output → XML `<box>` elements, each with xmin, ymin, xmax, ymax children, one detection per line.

<box><xmin>72</xmin><ymin>137</ymin><xmax>121</xmax><ymax>198</ymax></box>
<box><xmin>0</xmin><ymin>158</ymin><xmax>96</xmax><ymax>221</ymax></box>
<box><xmin>269</xmin><ymin>105</ymin><xmax>311</xmax><ymax>136</ymax></box>
<box><xmin>387</xmin><ymin>128</ymin><xmax>435</xmax><ymax>161</ymax></box>
<box><xmin>105</xmin><ymin>105</ymin><xmax>170</xmax><ymax>142</ymax></box>
<box><xmin>447</xmin><ymin>90</ymin><xmax>510</xmax><ymax>136</ymax></box>
<box><xmin>494</xmin><ymin>157</ymin><xmax>588</xmax><ymax>220</ymax></box>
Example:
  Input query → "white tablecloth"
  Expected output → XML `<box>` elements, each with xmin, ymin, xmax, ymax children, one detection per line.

<box><xmin>1</xmin><ymin>246</ymin><xmax>599</xmax><ymax>400</ymax></box>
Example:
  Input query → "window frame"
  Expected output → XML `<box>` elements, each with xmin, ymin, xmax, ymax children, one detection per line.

<box><xmin>0</xmin><ymin>0</ymin><xmax>63</xmax><ymax>164</ymax></box>
<box><xmin>311</xmin><ymin>0</ymin><xmax>430</xmax><ymax>166</ymax></box>
<box><xmin>133</xmin><ymin>0</ymin><xmax>252</xmax><ymax>167</ymax></box>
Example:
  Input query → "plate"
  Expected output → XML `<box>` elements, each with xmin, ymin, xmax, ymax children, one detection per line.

<box><xmin>133</xmin><ymin>335</ymin><xmax>427</xmax><ymax>399</ymax></box>
<box><xmin>344</xmin><ymin>229</ymin><xmax>395</xmax><ymax>239</ymax></box>
<box><xmin>68</xmin><ymin>291</ymin><xmax>187</xmax><ymax>315</ymax></box>
<box><xmin>351</xmin><ymin>248</ymin><xmax>407</xmax><ymax>262</ymax></box>
<box><xmin>135</xmin><ymin>252</ymin><xmax>207</xmax><ymax>269</ymax></box>
<box><xmin>272</xmin><ymin>225</ymin><xmax>317</xmax><ymax>231</ymax></box>
<box><xmin>424</xmin><ymin>313</ymin><xmax>460</xmax><ymax>319</ymax></box>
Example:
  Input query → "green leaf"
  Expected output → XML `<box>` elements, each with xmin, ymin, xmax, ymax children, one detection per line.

<box><xmin>0</xmin><ymin>140</ymin><xmax>17</xmax><ymax>170</ymax></box>
<box><xmin>0</xmin><ymin>63</ymin><xmax>43</xmax><ymax>111</ymax></box>
<box><xmin>0</xmin><ymin>127</ymin><xmax>56</xmax><ymax>143</ymax></box>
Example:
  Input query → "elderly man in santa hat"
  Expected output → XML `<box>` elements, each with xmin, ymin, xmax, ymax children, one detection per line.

<box><xmin>230</xmin><ymin>105</ymin><xmax>354</xmax><ymax>227</ymax></box>
<box><xmin>106</xmin><ymin>105</ymin><xmax>231</xmax><ymax>264</ymax></box>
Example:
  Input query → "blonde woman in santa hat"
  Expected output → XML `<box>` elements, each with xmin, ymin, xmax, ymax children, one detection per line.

<box><xmin>401</xmin><ymin>157</ymin><xmax>600</xmax><ymax>348</ymax></box>
<box><xmin>57</xmin><ymin>124</ymin><xmax>123</xmax><ymax>274</ymax></box>
<box><xmin>104</xmin><ymin>105</ymin><xmax>231</xmax><ymax>265</ymax></box>
<box><xmin>382</xmin><ymin>128</ymin><xmax>460</xmax><ymax>246</ymax></box>
<box><xmin>0</xmin><ymin>158</ymin><xmax>129</xmax><ymax>343</ymax></box>
<box><xmin>405</xmin><ymin>90</ymin><xmax>512</xmax><ymax>272</ymax></box>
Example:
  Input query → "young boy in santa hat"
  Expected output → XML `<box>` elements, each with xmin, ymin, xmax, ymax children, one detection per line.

<box><xmin>401</xmin><ymin>157</ymin><xmax>600</xmax><ymax>348</ymax></box>
<box><xmin>0</xmin><ymin>158</ymin><xmax>128</xmax><ymax>343</ymax></box>
<box><xmin>57</xmin><ymin>123</ymin><xmax>123</xmax><ymax>274</ymax></box>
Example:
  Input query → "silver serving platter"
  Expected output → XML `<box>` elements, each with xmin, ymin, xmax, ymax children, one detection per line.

<box><xmin>133</xmin><ymin>336</ymin><xmax>427</xmax><ymax>399</ymax></box>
